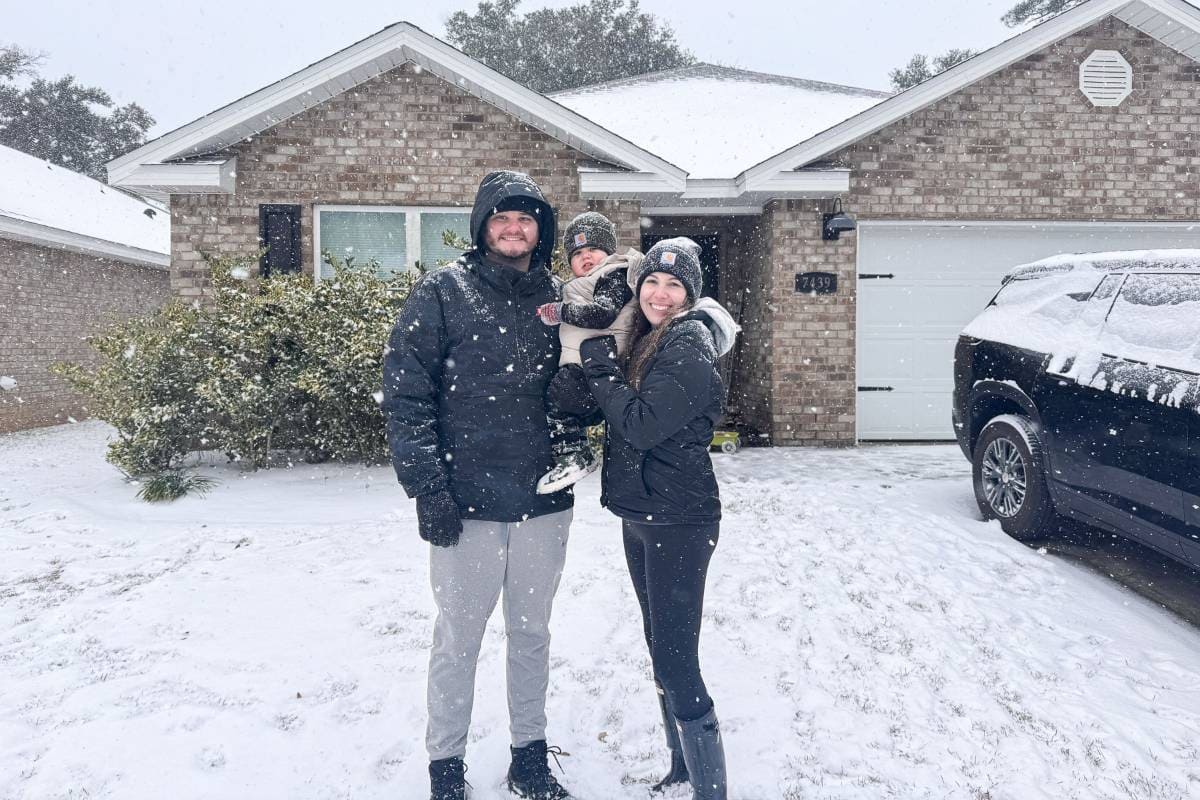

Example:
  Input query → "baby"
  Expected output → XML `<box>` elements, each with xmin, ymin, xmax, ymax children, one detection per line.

<box><xmin>535</xmin><ymin>211</ymin><xmax>642</xmax><ymax>493</ymax></box>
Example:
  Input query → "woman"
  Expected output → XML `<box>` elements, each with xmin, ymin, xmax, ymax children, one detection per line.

<box><xmin>578</xmin><ymin>237</ymin><xmax>738</xmax><ymax>800</ymax></box>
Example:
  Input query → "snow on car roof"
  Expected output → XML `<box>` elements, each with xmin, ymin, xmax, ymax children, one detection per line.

<box><xmin>0</xmin><ymin>143</ymin><xmax>169</xmax><ymax>256</ymax></box>
<box><xmin>551</xmin><ymin>64</ymin><xmax>890</xmax><ymax>179</ymax></box>
<box><xmin>1005</xmin><ymin>248</ymin><xmax>1200</xmax><ymax>282</ymax></box>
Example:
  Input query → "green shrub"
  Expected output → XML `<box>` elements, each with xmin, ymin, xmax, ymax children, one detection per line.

<box><xmin>54</xmin><ymin>250</ymin><xmax>416</xmax><ymax>487</ymax></box>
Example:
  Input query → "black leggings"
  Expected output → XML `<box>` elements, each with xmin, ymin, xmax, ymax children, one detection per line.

<box><xmin>622</xmin><ymin>520</ymin><xmax>719</xmax><ymax>722</ymax></box>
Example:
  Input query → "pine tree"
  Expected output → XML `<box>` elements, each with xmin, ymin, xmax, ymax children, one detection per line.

<box><xmin>889</xmin><ymin>49</ymin><xmax>978</xmax><ymax>91</ymax></box>
<box><xmin>888</xmin><ymin>0</ymin><xmax>1088</xmax><ymax>90</ymax></box>
<box><xmin>0</xmin><ymin>44</ymin><xmax>154</xmax><ymax>180</ymax></box>
<box><xmin>445</xmin><ymin>0</ymin><xmax>695</xmax><ymax>93</ymax></box>
<box><xmin>1002</xmin><ymin>0</ymin><xmax>1087</xmax><ymax>27</ymax></box>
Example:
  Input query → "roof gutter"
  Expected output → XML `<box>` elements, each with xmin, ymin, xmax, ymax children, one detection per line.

<box><xmin>0</xmin><ymin>215</ymin><xmax>170</xmax><ymax>269</ymax></box>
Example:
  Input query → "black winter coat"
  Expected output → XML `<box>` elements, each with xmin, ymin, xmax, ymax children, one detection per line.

<box><xmin>382</xmin><ymin>252</ymin><xmax>570</xmax><ymax>522</ymax></box>
<box><xmin>581</xmin><ymin>315</ymin><xmax>724</xmax><ymax>525</ymax></box>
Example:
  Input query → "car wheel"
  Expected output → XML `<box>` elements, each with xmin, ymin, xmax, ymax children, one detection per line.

<box><xmin>721</xmin><ymin>440</ymin><xmax>739</xmax><ymax>454</ymax></box>
<box><xmin>972</xmin><ymin>414</ymin><xmax>1057</xmax><ymax>542</ymax></box>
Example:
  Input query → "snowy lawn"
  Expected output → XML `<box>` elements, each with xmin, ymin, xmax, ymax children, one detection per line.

<box><xmin>2</xmin><ymin>422</ymin><xmax>1198</xmax><ymax>800</ymax></box>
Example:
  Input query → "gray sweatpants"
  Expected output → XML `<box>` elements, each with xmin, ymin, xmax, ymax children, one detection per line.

<box><xmin>426</xmin><ymin>508</ymin><xmax>573</xmax><ymax>761</ymax></box>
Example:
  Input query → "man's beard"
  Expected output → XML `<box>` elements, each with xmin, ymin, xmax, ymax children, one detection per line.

<box><xmin>487</xmin><ymin>237</ymin><xmax>536</xmax><ymax>260</ymax></box>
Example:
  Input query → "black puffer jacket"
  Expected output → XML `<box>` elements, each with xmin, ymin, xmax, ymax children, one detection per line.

<box><xmin>580</xmin><ymin>315</ymin><xmax>724</xmax><ymax>525</ymax></box>
<box><xmin>381</xmin><ymin>174</ymin><xmax>570</xmax><ymax>522</ymax></box>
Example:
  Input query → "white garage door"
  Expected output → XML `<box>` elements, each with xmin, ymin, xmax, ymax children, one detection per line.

<box><xmin>856</xmin><ymin>221</ymin><xmax>1200</xmax><ymax>440</ymax></box>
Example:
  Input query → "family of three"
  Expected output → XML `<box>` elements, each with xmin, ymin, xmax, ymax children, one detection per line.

<box><xmin>382</xmin><ymin>170</ymin><xmax>739</xmax><ymax>800</ymax></box>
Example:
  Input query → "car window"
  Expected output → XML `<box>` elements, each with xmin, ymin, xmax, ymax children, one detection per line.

<box><xmin>967</xmin><ymin>272</ymin><xmax>1105</xmax><ymax>362</ymax></box>
<box><xmin>1099</xmin><ymin>273</ymin><xmax>1200</xmax><ymax>374</ymax></box>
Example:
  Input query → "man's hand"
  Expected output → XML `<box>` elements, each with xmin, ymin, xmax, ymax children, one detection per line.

<box><xmin>536</xmin><ymin>302</ymin><xmax>563</xmax><ymax>325</ymax></box>
<box><xmin>415</xmin><ymin>489</ymin><xmax>462</xmax><ymax>547</ymax></box>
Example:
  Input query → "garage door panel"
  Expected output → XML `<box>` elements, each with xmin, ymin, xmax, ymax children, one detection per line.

<box><xmin>857</xmin><ymin>389</ymin><xmax>951</xmax><ymax>439</ymax></box>
<box><xmin>861</xmin><ymin>282</ymin><xmax>999</xmax><ymax>328</ymax></box>
<box><xmin>857</xmin><ymin>337</ymin><xmax>913</xmax><ymax>383</ymax></box>
<box><xmin>856</xmin><ymin>390</ymin><xmax>914</xmax><ymax>438</ymax></box>
<box><xmin>856</xmin><ymin>223</ymin><xmax>1200</xmax><ymax>440</ymax></box>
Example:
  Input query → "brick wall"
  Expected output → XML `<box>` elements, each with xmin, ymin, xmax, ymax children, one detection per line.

<box><xmin>171</xmin><ymin>63</ymin><xmax>628</xmax><ymax>297</ymax></box>
<box><xmin>765</xmin><ymin>16</ymin><xmax>1200</xmax><ymax>445</ymax></box>
<box><xmin>0</xmin><ymin>239</ymin><xmax>170</xmax><ymax>433</ymax></box>
<box><xmin>761</xmin><ymin>200</ymin><xmax>857</xmax><ymax>445</ymax></box>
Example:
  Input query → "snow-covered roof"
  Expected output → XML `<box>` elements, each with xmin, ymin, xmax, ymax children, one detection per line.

<box><xmin>1006</xmin><ymin>248</ymin><xmax>1200</xmax><ymax>281</ymax></box>
<box><xmin>551</xmin><ymin>65</ymin><xmax>890</xmax><ymax>179</ymax></box>
<box><xmin>0</xmin><ymin>145</ymin><xmax>169</xmax><ymax>268</ymax></box>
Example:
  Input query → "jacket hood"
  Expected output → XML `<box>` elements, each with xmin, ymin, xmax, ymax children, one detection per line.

<box><xmin>683</xmin><ymin>297</ymin><xmax>740</xmax><ymax>357</ymax></box>
<box><xmin>469</xmin><ymin>170</ymin><xmax>557</xmax><ymax>267</ymax></box>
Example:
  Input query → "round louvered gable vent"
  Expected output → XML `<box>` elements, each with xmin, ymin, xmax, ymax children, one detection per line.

<box><xmin>1079</xmin><ymin>50</ymin><xmax>1132</xmax><ymax>107</ymax></box>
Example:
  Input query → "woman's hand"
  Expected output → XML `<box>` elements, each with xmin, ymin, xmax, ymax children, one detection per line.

<box><xmin>579</xmin><ymin>335</ymin><xmax>619</xmax><ymax>374</ymax></box>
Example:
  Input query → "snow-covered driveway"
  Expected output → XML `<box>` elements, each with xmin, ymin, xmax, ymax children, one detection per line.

<box><xmin>2</xmin><ymin>422</ymin><xmax>1198</xmax><ymax>799</ymax></box>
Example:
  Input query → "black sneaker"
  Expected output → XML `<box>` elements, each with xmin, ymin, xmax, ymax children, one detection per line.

<box><xmin>506</xmin><ymin>740</ymin><xmax>572</xmax><ymax>799</ymax></box>
<box><xmin>429</xmin><ymin>757</ymin><xmax>467</xmax><ymax>800</ymax></box>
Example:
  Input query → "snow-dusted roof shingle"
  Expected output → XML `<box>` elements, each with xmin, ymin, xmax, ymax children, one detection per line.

<box><xmin>0</xmin><ymin>144</ymin><xmax>169</xmax><ymax>267</ymax></box>
<box><xmin>551</xmin><ymin>64</ymin><xmax>891</xmax><ymax>179</ymax></box>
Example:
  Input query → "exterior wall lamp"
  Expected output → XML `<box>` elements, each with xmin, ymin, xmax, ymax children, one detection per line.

<box><xmin>822</xmin><ymin>198</ymin><xmax>857</xmax><ymax>241</ymax></box>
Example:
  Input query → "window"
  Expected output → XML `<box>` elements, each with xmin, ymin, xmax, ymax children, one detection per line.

<box><xmin>259</xmin><ymin>205</ymin><xmax>302</xmax><ymax>276</ymax></box>
<box><xmin>1101</xmin><ymin>273</ymin><xmax>1200</xmax><ymax>373</ymax></box>
<box><xmin>314</xmin><ymin>206</ymin><xmax>471</xmax><ymax>280</ymax></box>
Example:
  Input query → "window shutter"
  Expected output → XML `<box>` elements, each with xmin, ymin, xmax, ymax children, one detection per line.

<box><xmin>259</xmin><ymin>204</ymin><xmax>302</xmax><ymax>276</ymax></box>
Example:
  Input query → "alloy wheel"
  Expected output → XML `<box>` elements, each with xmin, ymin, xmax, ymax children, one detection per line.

<box><xmin>981</xmin><ymin>437</ymin><xmax>1027</xmax><ymax>518</ymax></box>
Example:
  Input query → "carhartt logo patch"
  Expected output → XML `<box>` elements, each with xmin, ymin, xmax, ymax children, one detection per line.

<box><xmin>574</xmin><ymin>233</ymin><xmax>588</xmax><ymax>246</ymax></box>
<box><xmin>661</xmin><ymin>251</ymin><xmax>677</xmax><ymax>265</ymax></box>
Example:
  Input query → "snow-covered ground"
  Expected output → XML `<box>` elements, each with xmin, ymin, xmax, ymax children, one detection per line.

<box><xmin>2</xmin><ymin>422</ymin><xmax>1198</xmax><ymax>800</ymax></box>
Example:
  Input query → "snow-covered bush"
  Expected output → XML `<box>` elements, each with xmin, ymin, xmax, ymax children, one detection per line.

<box><xmin>54</xmin><ymin>251</ymin><xmax>415</xmax><ymax>483</ymax></box>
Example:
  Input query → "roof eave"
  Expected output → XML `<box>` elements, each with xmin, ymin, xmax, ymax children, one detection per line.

<box><xmin>110</xmin><ymin>159</ymin><xmax>237</xmax><ymax>194</ymax></box>
<box><xmin>579</xmin><ymin>168</ymin><xmax>850</xmax><ymax>206</ymax></box>
<box><xmin>0</xmin><ymin>215</ymin><xmax>169</xmax><ymax>268</ymax></box>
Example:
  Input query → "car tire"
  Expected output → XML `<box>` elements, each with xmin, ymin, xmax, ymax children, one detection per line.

<box><xmin>972</xmin><ymin>414</ymin><xmax>1058</xmax><ymax>542</ymax></box>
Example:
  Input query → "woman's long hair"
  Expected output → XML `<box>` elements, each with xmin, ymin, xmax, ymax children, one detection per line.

<box><xmin>624</xmin><ymin>301</ymin><xmax>693</xmax><ymax>389</ymax></box>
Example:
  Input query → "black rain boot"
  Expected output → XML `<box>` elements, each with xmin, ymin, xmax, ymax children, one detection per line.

<box><xmin>677</xmin><ymin>706</ymin><xmax>727</xmax><ymax>800</ymax></box>
<box><xmin>506</xmin><ymin>740</ymin><xmax>573</xmax><ymax>799</ymax></box>
<box><xmin>429</xmin><ymin>756</ymin><xmax>467</xmax><ymax>800</ymax></box>
<box><xmin>652</xmin><ymin>685</ymin><xmax>689</xmax><ymax>792</ymax></box>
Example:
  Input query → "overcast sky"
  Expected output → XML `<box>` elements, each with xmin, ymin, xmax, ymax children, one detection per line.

<box><xmin>9</xmin><ymin>0</ymin><xmax>1019</xmax><ymax>137</ymax></box>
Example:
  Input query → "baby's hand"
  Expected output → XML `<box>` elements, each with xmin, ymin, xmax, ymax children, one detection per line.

<box><xmin>536</xmin><ymin>302</ymin><xmax>563</xmax><ymax>325</ymax></box>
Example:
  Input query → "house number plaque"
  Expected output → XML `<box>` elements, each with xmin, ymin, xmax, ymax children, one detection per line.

<box><xmin>795</xmin><ymin>271</ymin><xmax>838</xmax><ymax>295</ymax></box>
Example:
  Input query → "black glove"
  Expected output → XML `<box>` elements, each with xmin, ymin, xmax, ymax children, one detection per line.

<box><xmin>415</xmin><ymin>489</ymin><xmax>462</xmax><ymax>547</ymax></box>
<box><xmin>547</xmin><ymin>364</ymin><xmax>598</xmax><ymax>417</ymax></box>
<box><xmin>579</xmin><ymin>335</ymin><xmax>619</xmax><ymax>372</ymax></box>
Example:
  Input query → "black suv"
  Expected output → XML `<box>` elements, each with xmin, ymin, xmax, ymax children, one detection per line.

<box><xmin>953</xmin><ymin>250</ymin><xmax>1200</xmax><ymax>569</ymax></box>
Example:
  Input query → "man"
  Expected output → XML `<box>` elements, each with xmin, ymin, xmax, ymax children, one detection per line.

<box><xmin>382</xmin><ymin>170</ymin><xmax>575</xmax><ymax>800</ymax></box>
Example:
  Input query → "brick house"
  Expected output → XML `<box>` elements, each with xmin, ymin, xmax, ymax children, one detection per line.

<box><xmin>0</xmin><ymin>145</ymin><xmax>170</xmax><ymax>433</ymax></box>
<box><xmin>109</xmin><ymin>0</ymin><xmax>1200</xmax><ymax>445</ymax></box>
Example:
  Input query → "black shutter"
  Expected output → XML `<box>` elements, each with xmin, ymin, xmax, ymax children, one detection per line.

<box><xmin>259</xmin><ymin>204</ymin><xmax>302</xmax><ymax>277</ymax></box>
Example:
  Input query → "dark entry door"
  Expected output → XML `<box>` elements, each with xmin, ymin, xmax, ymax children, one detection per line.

<box><xmin>641</xmin><ymin>234</ymin><xmax>719</xmax><ymax>300</ymax></box>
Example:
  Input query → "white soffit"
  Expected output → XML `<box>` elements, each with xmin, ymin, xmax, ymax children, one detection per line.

<box><xmin>115</xmin><ymin>159</ymin><xmax>238</xmax><ymax>194</ymax></box>
<box><xmin>108</xmin><ymin>22</ymin><xmax>685</xmax><ymax>191</ymax></box>
<box><xmin>737</xmin><ymin>0</ymin><xmax>1200</xmax><ymax>190</ymax></box>
<box><xmin>579</xmin><ymin>169</ymin><xmax>850</xmax><ymax>201</ymax></box>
